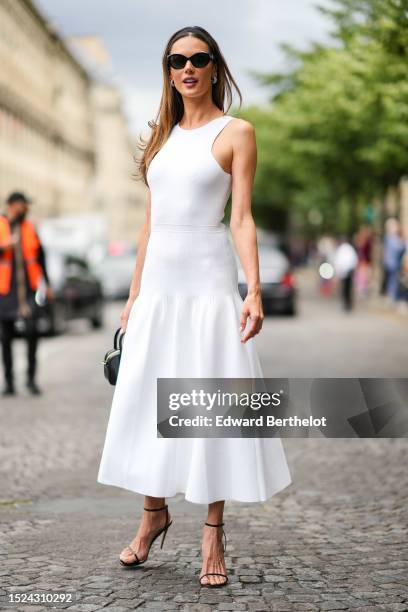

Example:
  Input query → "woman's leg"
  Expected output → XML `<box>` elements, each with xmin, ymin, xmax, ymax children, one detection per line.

<box><xmin>387</xmin><ymin>269</ymin><xmax>400</xmax><ymax>301</ymax></box>
<box><xmin>199</xmin><ymin>500</ymin><xmax>227</xmax><ymax>586</ymax></box>
<box><xmin>119</xmin><ymin>496</ymin><xmax>171</xmax><ymax>564</ymax></box>
<box><xmin>1</xmin><ymin>319</ymin><xmax>14</xmax><ymax>389</ymax></box>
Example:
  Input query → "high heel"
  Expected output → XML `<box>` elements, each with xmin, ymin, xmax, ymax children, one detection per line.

<box><xmin>119</xmin><ymin>504</ymin><xmax>172</xmax><ymax>567</ymax></box>
<box><xmin>198</xmin><ymin>521</ymin><xmax>228</xmax><ymax>587</ymax></box>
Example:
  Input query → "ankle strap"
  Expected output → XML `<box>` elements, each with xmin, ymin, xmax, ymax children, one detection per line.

<box><xmin>144</xmin><ymin>504</ymin><xmax>168</xmax><ymax>511</ymax></box>
<box><xmin>205</xmin><ymin>521</ymin><xmax>227</xmax><ymax>552</ymax></box>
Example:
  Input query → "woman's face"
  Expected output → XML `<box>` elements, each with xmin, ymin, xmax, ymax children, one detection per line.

<box><xmin>168</xmin><ymin>36</ymin><xmax>215</xmax><ymax>99</ymax></box>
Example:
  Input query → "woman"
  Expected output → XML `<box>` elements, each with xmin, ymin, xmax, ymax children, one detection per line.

<box><xmin>97</xmin><ymin>25</ymin><xmax>292</xmax><ymax>588</ymax></box>
<box><xmin>383</xmin><ymin>218</ymin><xmax>406</xmax><ymax>303</ymax></box>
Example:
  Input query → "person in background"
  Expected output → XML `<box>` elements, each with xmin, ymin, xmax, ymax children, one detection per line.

<box><xmin>333</xmin><ymin>234</ymin><xmax>359</xmax><ymax>311</ymax></box>
<box><xmin>0</xmin><ymin>192</ymin><xmax>54</xmax><ymax>396</ymax></box>
<box><xmin>316</xmin><ymin>233</ymin><xmax>338</xmax><ymax>297</ymax></box>
<box><xmin>354</xmin><ymin>224</ymin><xmax>373</xmax><ymax>298</ymax></box>
<box><xmin>383</xmin><ymin>217</ymin><xmax>406</xmax><ymax>304</ymax></box>
<box><xmin>397</xmin><ymin>250</ymin><xmax>408</xmax><ymax>313</ymax></box>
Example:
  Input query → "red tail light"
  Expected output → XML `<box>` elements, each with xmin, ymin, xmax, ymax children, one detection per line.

<box><xmin>280</xmin><ymin>271</ymin><xmax>295</xmax><ymax>288</ymax></box>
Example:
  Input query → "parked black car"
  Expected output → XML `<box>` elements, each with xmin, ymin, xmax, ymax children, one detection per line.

<box><xmin>236</xmin><ymin>245</ymin><xmax>297</xmax><ymax>316</ymax></box>
<box><xmin>14</xmin><ymin>251</ymin><xmax>104</xmax><ymax>337</ymax></box>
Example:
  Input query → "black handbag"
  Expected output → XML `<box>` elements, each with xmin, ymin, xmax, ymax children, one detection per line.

<box><xmin>102</xmin><ymin>327</ymin><xmax>125</xmax><ymax>385</ymax></box>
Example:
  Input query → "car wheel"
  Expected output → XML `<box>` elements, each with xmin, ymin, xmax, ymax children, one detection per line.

<box><xmin>90</xmin><ymin>301</ymin><xmax>104</xmax><ymax>329</ymax></box>
<box><xmin>262</xmin><ymin>301</ymin><xmax>272</xmax><ymax>316</ymax></box>
<box><xmin>90</xmin><ymin>316</ymin><xmax>103</xmax><ymax>329</ymax></box>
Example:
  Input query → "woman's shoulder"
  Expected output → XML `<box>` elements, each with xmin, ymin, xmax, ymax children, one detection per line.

<box><xmin>224</xmin><ymin>117</ymin><xmax>256</xmax><ymax>150</ymax></box>
<box><xmin>225</xmin><ymin>116</ymin><xmax>255</xmax><ymax>137</ymax></box>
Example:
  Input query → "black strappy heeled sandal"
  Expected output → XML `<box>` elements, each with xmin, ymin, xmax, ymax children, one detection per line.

<box><xmin>199</xmin><ymin>521</ymin><xmax>229</xmax><ymax>587</ymax></box>
<box><xmin>119</xmin><ymin>504</ymin><xmax>172</xmax><ymax>567</ymax></box>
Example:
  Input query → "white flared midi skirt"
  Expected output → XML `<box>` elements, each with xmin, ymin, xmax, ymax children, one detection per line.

<box><xmin>97</xmin><ymin>224</ymin><xmax>292</xmax><ymax>504</ymax></box>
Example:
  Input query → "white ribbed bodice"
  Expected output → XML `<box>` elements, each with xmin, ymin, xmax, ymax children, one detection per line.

<box><xmin>146</xmin><ymin>115</ymin><xmax>234</xmax><ymax>228</ymax></box>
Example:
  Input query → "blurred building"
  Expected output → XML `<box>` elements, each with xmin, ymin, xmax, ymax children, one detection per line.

<box><xmin>89</xmin><ymin>82</ymin><xmax>146</xmax><ymax>245</ymax></box>
<box><xmin>67</xmin><ymin>36</ymin><xmax>147</xmax><ymax>246</ymax></box>
<box><xmin>0</xmin><ymin>0</ymin><xmax>94</xmax><ymax>218</ymax></box>
<box><xmin>0</xmin><ymin>1</ymin><xmax>146</xmax><ymax>248</ymax></box>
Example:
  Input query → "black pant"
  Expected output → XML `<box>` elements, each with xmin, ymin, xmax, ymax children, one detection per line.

<box><xmin>341</xmin><ymin>272</ymin><xmax>354</xmax><ymax>311</ymax></box>
<box><xmin>0</xmin><ymin>319</ymin><xmax>39</xmax><ymax>385</ymax></box>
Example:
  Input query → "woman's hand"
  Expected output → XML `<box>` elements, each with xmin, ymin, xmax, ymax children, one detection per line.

<box><xmin>45</xmin><ymin>286</ymin><xmax>55</xmax><ymax>301</ymax></box>
<box><xmin>120</xmin><ymin>296</ymin><xmax>137</xmax><ymax>332</ymax></box>
<box><xmin>239</xmin><ymin>291</ymin><xmax>264</xmax><ymax>343</ymax></box>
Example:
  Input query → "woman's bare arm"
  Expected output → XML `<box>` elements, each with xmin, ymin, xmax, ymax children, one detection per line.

<box><xmin>228</xmin><ymin>119</ymin><xmax>264</xmax><ymax>343</ymax></box>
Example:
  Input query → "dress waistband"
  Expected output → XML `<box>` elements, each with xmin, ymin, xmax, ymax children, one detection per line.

<box><xmin>150</xmin><ymin>223</ymin><xmax>227</xmax><ymax>233</ymax></box>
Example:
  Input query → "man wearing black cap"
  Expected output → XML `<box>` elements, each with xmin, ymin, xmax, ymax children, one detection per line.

<box><xmin>0</xmin><ymin>192</ymin><xmax>54</xmax><ymax>395</ymax></box>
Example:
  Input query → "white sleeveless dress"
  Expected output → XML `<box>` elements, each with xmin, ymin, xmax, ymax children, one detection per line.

<box><xmin>97</xmin><ymin>115</ymin><xmax>292</xmax><ymax>504</ymax></box>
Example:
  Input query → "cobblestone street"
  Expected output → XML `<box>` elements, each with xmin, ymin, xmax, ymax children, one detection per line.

<box><xmin>1</xmin><ymin>288</ymin><xmax>407</xmax><ymax>611</ymax></box>
<box><xmin>2</xmin><ymin>0</ymin><xmax>408</xmax><ymax>608</ymax></box>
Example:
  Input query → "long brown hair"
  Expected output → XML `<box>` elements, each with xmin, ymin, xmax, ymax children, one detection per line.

<box><xmin>135</xmin><ymin>26</ymin><xmax>243</xmax><ymax>186</ymax></box>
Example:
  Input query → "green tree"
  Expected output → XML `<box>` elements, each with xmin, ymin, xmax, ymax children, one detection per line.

<box><xmin>239</xmin><ymin>0</ymin><xmax>408</xmax><ymax>236</ymax></box>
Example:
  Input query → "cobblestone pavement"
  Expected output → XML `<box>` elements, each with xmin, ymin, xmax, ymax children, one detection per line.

<box><xmin>1</xmin><ymin>291</ymin><xmax>407</xmax><ymax>612</ymax></box>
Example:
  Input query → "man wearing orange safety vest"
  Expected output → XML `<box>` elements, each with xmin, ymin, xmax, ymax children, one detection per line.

<box><xmin>0</xmin><ymin>192</ymin><xmax>54</xmax><ymax>396</ymax></box>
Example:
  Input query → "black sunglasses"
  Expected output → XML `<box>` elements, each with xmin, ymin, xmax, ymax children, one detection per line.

<box><xmin>167</xmin><ymin>52</ymin><xmax>214</xmax><ymax>70</ymax></box>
